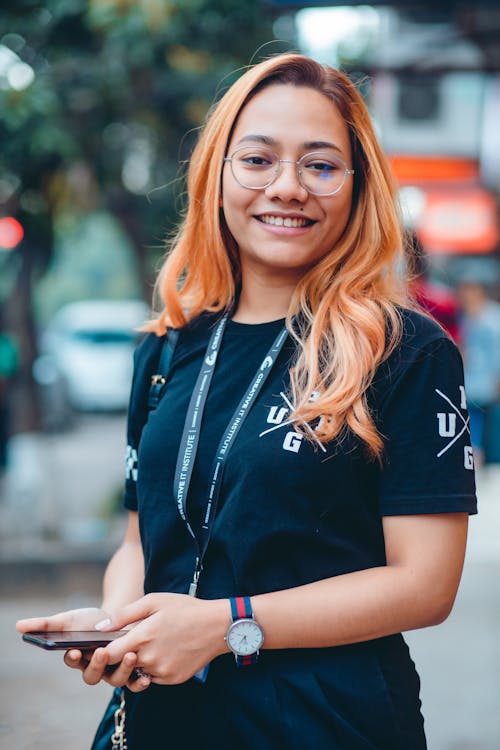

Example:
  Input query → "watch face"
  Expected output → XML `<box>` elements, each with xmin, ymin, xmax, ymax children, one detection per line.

<box><xmin>226</xmin><ymin>618</ymin><xmax>264</xmax><ymax>656</ymax></box>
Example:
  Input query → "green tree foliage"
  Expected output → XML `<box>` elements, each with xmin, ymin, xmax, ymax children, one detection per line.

<box><xmin>0</xmin><ymin>0</ymin><xmax>289</xmax><ymax>430</ymax></box>
<box><xmin>0</xmin><ymin>0</ymin><xmax>279</xmax><ymax>288</ymax></box>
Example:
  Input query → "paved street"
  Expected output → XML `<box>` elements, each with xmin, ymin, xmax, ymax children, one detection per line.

<box><xmin>0</xmin><ymin>416</ymin><xmax>499</xmax><ymax>749</ymax></box>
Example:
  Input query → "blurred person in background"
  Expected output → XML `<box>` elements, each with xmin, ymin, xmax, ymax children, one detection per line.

<box><xmin>17</xmin><ymin>54</ymin><xmax>477</xmax><ymax>750</ymax></box>
<box><xmin>456</xmin><ymin>279</ymin><xmax>500</xmax><ymax>465</ymax></box>
<box><xmin>0</xmin><ymin>310</ymin><xmax>19</xmax><ymax>475</ymax></box>
<box><xmin>408</xmin><ymin>234</ymin><xmax>461</xmax><ymax>343</ymax></box>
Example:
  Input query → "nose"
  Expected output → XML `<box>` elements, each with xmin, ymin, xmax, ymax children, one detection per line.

<box><xmin>264</xmin><ymin>160</ymin><xmax>308</xmax><ymax>203</ymax></box>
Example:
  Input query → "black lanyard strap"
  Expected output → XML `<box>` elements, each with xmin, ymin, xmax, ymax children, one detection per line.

<box><xmin>172</xmin><ymin>315</ymin><xmax>289</xmax><ymax>596</ymax></box>
<box><xmin>174</xmin><ymin>313</ymin><xmax>228</xmax><ymax>540</ymax></box>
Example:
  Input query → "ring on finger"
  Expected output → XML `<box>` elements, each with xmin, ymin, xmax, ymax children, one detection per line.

<box><xmin>132</xmin><ymin>666</ymin><xmax>152</xmax><ymax>680</ymax></box>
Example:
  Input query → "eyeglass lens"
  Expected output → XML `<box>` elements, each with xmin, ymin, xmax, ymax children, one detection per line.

<box><xmin>230</xmin><ymin>147</ymin><xmax>349</xmax><ymax>195</ymax></box>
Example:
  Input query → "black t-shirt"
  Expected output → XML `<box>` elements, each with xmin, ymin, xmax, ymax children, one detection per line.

<box><xmin>120</xmin><ymin>308</ymin><xmax>476</xmax><ymax>750</ymax></box>
<box><xmin>124</xmin><ymin>309</ymin><xmax>476</xmax><ymax>598</ymax></box>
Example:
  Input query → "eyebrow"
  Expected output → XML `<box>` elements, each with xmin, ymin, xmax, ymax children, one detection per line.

<box><xmin>236</xmin><ymin>134</ymin><xmax>343</xmax><ymax>154</ymax></box>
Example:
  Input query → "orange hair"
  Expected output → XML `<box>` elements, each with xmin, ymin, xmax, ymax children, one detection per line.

<box><xmin>146</xmin><ymin>53</ymin><xmax>410</xmax><ymax>459</ymax></box>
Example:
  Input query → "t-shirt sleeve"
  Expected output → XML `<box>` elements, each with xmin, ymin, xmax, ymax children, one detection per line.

<box><xmin>123</xmin><ymin>334</ymin><xmax>164</xmax><ymax>511</ymax></box>
<box><xmin>378</xmin><ymin>335</ymin><xmax>477</xmax><ymax>516</ymax></box>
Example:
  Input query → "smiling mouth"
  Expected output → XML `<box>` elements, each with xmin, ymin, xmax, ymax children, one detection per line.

<box><xmin>256</xmin><ymin>215</ymin><xmax>315</xmax><ymax>228</ymax></box>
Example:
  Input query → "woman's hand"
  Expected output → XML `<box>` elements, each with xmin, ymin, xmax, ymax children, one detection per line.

<box><xmin>16</xmin><ymin>607</ymin><xmax>151</xmax><ymax>693</ymax></box>
<box><xmin>97</xmin><ymin>593</ymin><xmax>230</xmax><ymax>685</ymax></box>
<box><xmin>16</xmin><ymin>606</ymin><xmax>109</xmax><ymax>634</ymax></box>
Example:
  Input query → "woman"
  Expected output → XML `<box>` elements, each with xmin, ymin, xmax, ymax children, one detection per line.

<box><xmin>17</xmin><ymin>53</ymin><xmax>477</xmax><ymax>749</ymax></box>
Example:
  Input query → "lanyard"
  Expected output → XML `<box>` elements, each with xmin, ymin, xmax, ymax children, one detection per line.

<box><xmin>173</xmin><ymin>314</ymin><xmax>290</xmax><ymax>596</ymax></box>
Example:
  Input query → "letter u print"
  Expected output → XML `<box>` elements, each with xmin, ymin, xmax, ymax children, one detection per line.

<box><xmin>267</xmin><ymin>406</ymin><xmax>288</xmax><ymax>425</ymax></box>
<box><xmin>437</xmin><ymin>412</ymin><xmax>457</xmax><ymax>437</ymax></box>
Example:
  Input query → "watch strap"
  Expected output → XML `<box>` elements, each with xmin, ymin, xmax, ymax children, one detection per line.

<box><xmin>229</xmin><ymin>596</ymin><xmax>259</xmax><ymax>666</ymax></box>
<box><xmin>230</xmin><ymin>595</ymin><xmax>252</xmax><ymax>622</ymax></box>
<box><xmin>237</xmin><ymin>652</ymin><xmax>258</xmax><ymax>666</ymax></box>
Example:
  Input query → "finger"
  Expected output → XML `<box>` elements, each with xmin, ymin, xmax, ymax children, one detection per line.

<box><xmin>95</xmin><ymin>596</ymin><xmax>153</xmax><ymax>632</ymax></box>
<box><xmin>64</xmin><ymin>649</ymin><xmax>85</xmax><ymax>671</ymax></box>
<box><xmin>103</xmin><ymin>629</ymin><xmax>142</xmax><ymax>665</ymax></box>
<box><xmin>16</xmin><ymin>614</ymin><xmax>67</xmax><ymax>633</ymax></box>
<box><xmin>64</xmin><ymin>649</ymin><xmax>93</xmax><ymax>672</ymax></box>
<box><xmin>104</xmin><ymin>652</ymin><xmax>140</xmax><ymax>688</ymax></box>
<box><xmin>16</xmin><ymin>617</ymin><xmax>46</xmax><ymax>633</ymax></box>
<box><xmin>82</xmin><ymin>648</ymin><xmax>110</xmax><ymax>686</ymax></box>
<box><xmin>127</xmin><ymin>670</ymin><xmax>152</xmax><ymax>693</ymax></box>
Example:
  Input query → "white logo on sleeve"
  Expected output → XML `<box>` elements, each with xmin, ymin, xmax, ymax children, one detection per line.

<box><xmin>464</xmin><ymin>445</ymin><xmax>474</xmax><ymax>470</ymax></box>
<box><xmin>435</xmin><ymin>386</ymin><xmax>473</xmax><ymax>470</ymax></box>
<box><xmin>125</xmin><ymin>445</ymin><xmax>138</xmax><ymax>481</ymax></box>
<box><xmin>437</xmin><ymin>413</ymin><xmax>456</xmax><ymax>437</ymax></box>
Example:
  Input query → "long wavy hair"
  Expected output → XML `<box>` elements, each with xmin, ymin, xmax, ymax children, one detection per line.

<box><xmin>147</xmin><ymin>53</ymin><xmax>410</xmax><ymax>459</ymax></box>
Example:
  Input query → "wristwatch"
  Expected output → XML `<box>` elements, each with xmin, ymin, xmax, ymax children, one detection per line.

<box><xmin>225</xmin><ymin>596</ymin><xmax>264</xmax><ymax>666</ymax></box>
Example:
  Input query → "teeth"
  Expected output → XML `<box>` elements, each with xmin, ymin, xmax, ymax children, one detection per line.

<box><xmin>260</xmin><ymin>215</ymin><xmax>308</xmax><ymax>228</ymax></box>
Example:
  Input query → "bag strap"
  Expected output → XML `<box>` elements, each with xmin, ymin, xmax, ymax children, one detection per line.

<box><xmin>147</xmin><ymin>328</ymin><xmax>180</xmax><ymax>410</ymax></box>
<box><xmin>111</xmin><ymin>688</ymin><xmax>126</xmax><ymax>750</ymax></box>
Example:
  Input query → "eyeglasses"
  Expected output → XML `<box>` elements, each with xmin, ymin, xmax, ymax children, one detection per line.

<box><xmin>223</xmin><ymin>145</ymin><xmax>354</xmax><ymax>196</ymax></box>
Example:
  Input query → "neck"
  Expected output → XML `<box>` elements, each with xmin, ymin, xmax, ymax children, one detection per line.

<box><xmin>232</xmin><ymin>267</ymin><xmax>297</xmax><ymax>324</ymax></box>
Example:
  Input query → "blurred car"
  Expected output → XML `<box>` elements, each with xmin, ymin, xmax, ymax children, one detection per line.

<box><xmin>39</xmin><ymin>299</ymin><xmax>150</xmax><ymax>412</ymax></box>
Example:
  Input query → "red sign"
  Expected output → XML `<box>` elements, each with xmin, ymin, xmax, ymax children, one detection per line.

<box><xmin>417</xmin><ymin>188</ymin><xmax>498</xmax><ymax>255</ymax></box>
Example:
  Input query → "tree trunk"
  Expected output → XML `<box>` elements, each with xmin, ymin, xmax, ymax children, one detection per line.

<box><xmin>6</xmin><ymin>247</ymin><xmax>41</xmax><ymax>434</ymax></box>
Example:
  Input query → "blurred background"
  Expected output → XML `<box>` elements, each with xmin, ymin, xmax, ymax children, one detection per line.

<box><xmin>0</xmin><ymin>1</ymin><xmax>499</xmax><ymax>748</ymax></box>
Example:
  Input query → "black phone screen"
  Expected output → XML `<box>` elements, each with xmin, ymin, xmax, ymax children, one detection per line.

<box><xmin>22</xmin><ymin>631</ymin><xmax>128</xmax><ymax>650</ymax></box>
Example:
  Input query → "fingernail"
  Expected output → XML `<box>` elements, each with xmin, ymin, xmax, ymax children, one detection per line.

<box><xmin>95</xmin><ymin>619</ymin><xmax>112</xmax><ymax>630</ymax></box>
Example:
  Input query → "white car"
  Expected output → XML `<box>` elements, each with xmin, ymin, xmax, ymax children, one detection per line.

<box><xmin>40</xmin><ymin>299</ymin><xmax>150</xmax><ymax>412</ymax></box>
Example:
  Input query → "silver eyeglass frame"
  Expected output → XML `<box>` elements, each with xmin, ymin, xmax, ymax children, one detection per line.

<box><xmin>223</xmin><ymin>145</ymin><xmax>355</xmax><ymax>196</ymax></box>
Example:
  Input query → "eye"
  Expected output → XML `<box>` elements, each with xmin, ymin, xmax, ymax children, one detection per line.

<box><xmin>301</xmin><ymin>152</ymin><xmax>345</xmax><ymax>175</ymax></box>
<box><xmin>244</xmin><ymin>156</ymin><xmax>272</xmax><ymax>167</ymax></box>
<box><xmin>234</xmin><ymin>150</ymin><xmax>276</xmax><ymax>169</ymax></box>
<box><xmin>303</xmin><ymin>158</ymin><xmax>338</xmax><ymax>173</ymax></box>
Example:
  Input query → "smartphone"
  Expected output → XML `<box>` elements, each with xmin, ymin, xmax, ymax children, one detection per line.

<box><xmin>22</xmin><ymin>631</ymin><xmax>128</xmax><ymax>650</ymax></box>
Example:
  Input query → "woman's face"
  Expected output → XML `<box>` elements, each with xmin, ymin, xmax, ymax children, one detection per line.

<box><xmin>221</xmin><ymin>83</ymin><xmax>354</xmax><ymax>281</ymax></box>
